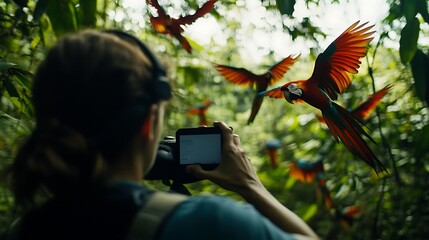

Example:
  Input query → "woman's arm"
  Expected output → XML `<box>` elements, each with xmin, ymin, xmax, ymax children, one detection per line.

<box><xmin>186</xmin><ymin>121</ymin><xmax>319</xmax><ymax>239</ymax></box>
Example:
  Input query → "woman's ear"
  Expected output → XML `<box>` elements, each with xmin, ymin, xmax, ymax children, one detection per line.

<box><xmin>140</xmin><ymin>104</ymin><xmax>159</xmax><ymax>141</ymax></box>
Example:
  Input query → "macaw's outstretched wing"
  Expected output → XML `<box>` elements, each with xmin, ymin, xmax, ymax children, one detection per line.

<box><xmin>178</xmin><ymin>0</ymin><xmax>217</xmax><ymax>25</ymax></box>
<box><xmin>289</xmin><ymin>159</ymin><xmax>324</xmax><ymax>183</ymax></box>
<box><xmin>215</xmin><ymin>64</ymin><xmax>258</xmax><ymax>87</ymax></box>
<box><xmin>267</xmin><ymin>54</ymin><xmax>300</xmax><ymax>85</ymax></box>
<box><xmin>187</xmin><ymin>107</ymin><xmax>206</xmax><ymax>115</ymax></box>
<box><xmin>258</xmin><ymin>86</ymin><xmax>284</xmax><ymax>98</ymax></box>
<box><xmin>309</xmin><ymin>21</ymin><xmax>375</xmax><ymax>100</ymax></box>
<box><xmin>147</xmin><ymin>0</ymin><xmax>168</xmax><ymax>19</ymax></box>
<box><xmin>147</xmin><ymin>0</ymin><xmax>170</xmax><ymax>34</ymax></box>
<box><xmin>352</xmin><ymin>84</ymin><xmax>392</xmax><ymax>120</ymax></box>
<box><xmin>187</xmin><ymin>100</ymin><xmax>212</xmax><ymax>115</ymax></box>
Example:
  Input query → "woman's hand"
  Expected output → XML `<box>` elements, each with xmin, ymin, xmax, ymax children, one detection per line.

<box><xmin>186</xmin><ymin>121</ymin><xmax>263</xmax><ymax>196</ymax></box>
<box><xmin>186</xmin><ymin>121</ymin><xmax>319</xmax><ymax>239</ymax></box>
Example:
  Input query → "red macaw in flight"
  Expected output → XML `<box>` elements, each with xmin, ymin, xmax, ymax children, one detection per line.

<box><xmin>316</xmin><ymin>84</ymin><xmax>392</xmax><ymax>124</ymax></box>
<box><xmin>186</xmin><ymin>99</ymin><xmax>213</xmax><ymax>126</ymax></box>
<box><xmin>147</xmin><ymin>0</ymin><xmax>217</xmax><ymax>53</ymax></box>
<box><xmin>215</xmin><ymin>55</ymin><xmax>299</xmax><ymax>124</ymax></box>
<box><xmin>265</xmin><ymin>139</ymin><xmax>281</xmax><ymax>168</ymax></box>
<box><xmin>289</xmin><ymin>159</ymin><xmax>324</xmax><ymax>183</ymax></box>
<box><xmin>337</xmin><ymin>205</ymin><xmax>362</xmax><ymax>231</ymax></box>
<box><xmin>260</xmin><ymin>21</ymin><xmax>387</xmax><ymax>174</ymax></box>
<box><xmin>317</xmin><ymin>178</ymin><xmax>334</xmax><ymax>209</ymax></box>
<box><xmin>288</xmin><ymin>159</ymin><xmax>334</xmax><ymax>209</ymax></box>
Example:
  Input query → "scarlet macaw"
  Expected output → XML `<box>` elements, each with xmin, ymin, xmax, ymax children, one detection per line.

<box><xmin>265</xmin><ymin>139</ymin><xmax>281</xmax><ymax>168</ymax></box>
<box><xmin>186</xmin><ymin>99</ymin><xmax>213</xmax><ymax>126</ymax></box>
<box><xmin>288</xmin><ymin>159</ymin><xmax>334</xmax><ymax>209</ymax></box>
<box><xmin>337</xmin><ymin>205</ymin><xmax>362</xmax><ymax>231</ymax></box>
<box><xmin>260</xmin><ymin>21</ymin><xmax>386</xmax><ymax>173</ymax></box>
<box><xmin>317</xmin><ymin>178</ymin><xmax>334</xmax><ymax>209</ymax></box>
<box><xmin>215</xmin><ymin>55</ymin><xmax>299</xmax><ymax>124</ymax></box>
<box><xmin>289</xmin><ymin>159</ymin><xmax>324</xmax><ymax>183</ymax></box>
<box><xmin>316</xmin><ymin>84</ymin><xmax>392</xmax><ymax>124</ymax></box>
<box><xmin>147</xmin><ymin>0</ymin><xmax>216</xmax><ymax>53</ymax></box>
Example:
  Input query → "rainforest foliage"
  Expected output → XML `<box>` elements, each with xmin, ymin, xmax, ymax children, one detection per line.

<box><xmin>1</xmin><ymin>0</ymin><xmax>428</xmax><ymax>239</ymax></box>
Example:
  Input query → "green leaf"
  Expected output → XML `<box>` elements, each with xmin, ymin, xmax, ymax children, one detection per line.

<box><xmin>33</xmin><ymin>0</ymin><xmax>48</xmax><ymax>21</ymax></box>
<box><xmin>187</xmin><ymin>37</ymin><xmax>204</xmax><ymax>53</ymax></box>
<box><xmin>401</xmin><ymin>0</ymin><xmax>417</xmax><ymax>21</ymax></box>
<box><xmin>302</xmin><ymin>203</ymin><xmax>318</xmax><ymax>221</ymax></box>
<box><xmin>415</xmin><ymin>124</ymin><xmax>429</xmax><ymax>158</ymax></box>
<box><xmin>417</xmin><ymin>0</ymin><xmax>429</xmax><ymax>24</ymax></box>
<box><xmin>13</xmin><ymin>0</ymin><xmax>28</xmax><ymax>7</ymax></box>
<box><xmin>385</xmin><ymin>3</ymin><xmax>403</xmax><ymax>23</ymax></box>
<box><xmin>46</xmin><ymin>0</ymin><xmax>78</xmax><ymax>36</ymax></box>
<box><xmin>411</xmin><ymin>50</ymin><xmax>429</xmax><ymax>104</ymax></box>
<box><xmin>79</xmin><ymin>0</ymin><xmax>97</xmax><ymax>27</ymax></box>
<box><xmin>0</xmin><ymin>58</ymin><xmax>17</xmax><ymax>70</ymax></box>
<box><xmin>285</xmin><ymin>176</ymin><xmax>296</xmax><ymax>189</ymax></box>
<box><xmin>399</xmin><ymin>17</ymin><xmax>420</xmax><ymax>65</ymax></box>
<box><xmin>276</xmin><ymin>0</ymin><xmax>295</xmax><ymax>16</ymax></box>
<box><xmin>13</xmin><ymin>68</ymin><xmax>34</xmax><ymax>89</ymax></box>
<box><xmin>2</xmin><ymin>78</ymin><xmax>19</xmax><ymax>97</ymax></box>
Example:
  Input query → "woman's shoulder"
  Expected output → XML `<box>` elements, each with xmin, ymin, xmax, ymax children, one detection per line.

<box><xmin>159</xmin><ymin>194</ymin><xmax>296</xmax><ymax>240</ymax></box>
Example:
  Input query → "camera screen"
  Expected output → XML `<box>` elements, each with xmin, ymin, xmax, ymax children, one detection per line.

<box><xmin>179</xmin><ymin>133</ymin><xmax>221</xmax><ymax>165</ymax></box>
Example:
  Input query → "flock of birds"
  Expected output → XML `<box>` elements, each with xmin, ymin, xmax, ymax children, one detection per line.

<box><xmin>146</xmin><ymin>0</ymin><xmax>392</xmax><ymax>228</ymax></box>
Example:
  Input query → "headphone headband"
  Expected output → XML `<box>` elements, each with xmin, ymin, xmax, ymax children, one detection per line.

<box><xmin>103</xmin><ymin>30</ymin><xmax>172</xmax><ymax>101</ymax></box>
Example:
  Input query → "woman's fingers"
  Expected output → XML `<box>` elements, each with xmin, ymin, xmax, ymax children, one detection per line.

<box><xmin>213</xmin><ymin>121</ymin><xmax>234</xmax><ymax>144</ymax></box>
<box><xmin>232</xmin><ymin>134</ymin><xmax>240</xmax><ymax>146</ymax></box>
<box><xmin>186</xmin><ymin>164</ymin><xmax>209</xmax><ymax>179</ymax></box>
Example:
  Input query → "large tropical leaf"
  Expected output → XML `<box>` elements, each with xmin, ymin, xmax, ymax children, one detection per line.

<box><xmin>399</xmin><ymin>17</ymin><xmax>420</xmax><ymax>64</ymax></box>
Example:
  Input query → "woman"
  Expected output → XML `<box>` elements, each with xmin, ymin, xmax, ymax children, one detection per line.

<box><xmin>7</xmin><ymin>30</ymin><xmax>318</xmax><ymax>240</ymax></box>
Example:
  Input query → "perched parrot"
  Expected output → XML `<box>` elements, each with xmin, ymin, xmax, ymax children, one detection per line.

<box><xmin>259</xmin><ymin>21</ymin><xmax>386</xmax><ymax>173</ymax></box>
<box><xmin>186</xmin><ymin>99</ymin><xmax>213</xmax><ymax>126</ymax></box>
<box><xmin>265</xmin><ymin>139</ymin><xmax>281</xmax><ymax>168</ymax></box>
<box><xmin>146</xmin><ymin>0</ymin><xmax>216</xmax><ymax>53</ymax></box>
<box><xmin>215</xmin><ymin>55</ymin><xmax>299</xmax><ymax>124</ymax></box>
<box><xmin>316</xmin><ymin>84</ymin><xmax>392</xmax><ymax>124</ymax></box>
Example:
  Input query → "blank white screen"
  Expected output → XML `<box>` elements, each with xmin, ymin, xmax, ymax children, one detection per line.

<box><xmin>179</xmin><ymin>134</ymin><xmax>221</xmax><ymax>164</ymax></box>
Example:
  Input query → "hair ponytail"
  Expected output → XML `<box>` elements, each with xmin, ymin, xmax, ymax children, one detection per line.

<box><xmin>11</xmin><ymin>119</ymin><xmax>98</xmax><ymax>208</ymax></box>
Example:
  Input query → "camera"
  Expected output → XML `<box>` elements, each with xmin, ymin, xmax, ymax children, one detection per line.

<box><xmin>144</xmin><ymin>127</ymin><xmax>222</xmax><ymax>183</ymax></box>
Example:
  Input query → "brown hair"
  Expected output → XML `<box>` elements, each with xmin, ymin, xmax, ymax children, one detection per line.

<box><xmin>10</xmin><ymin>30</ymin><xmax>159</xmax><ymax>209</ymax></box>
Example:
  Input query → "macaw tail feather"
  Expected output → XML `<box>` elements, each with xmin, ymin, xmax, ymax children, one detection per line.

<box><xmin>247</xmin><ymin>95</ymin><xmax>264</xmax><ymax>125</ymax></box>
<box><xmin>198</xmin><ymin>114</ymin><xmax>208</xmax><ymax>126</ymax></box>
<box><xmin>317</xmin><ymin>179</ymin><xmax>334</xmax><ymax>209</ymax></box>
<box><xmin>322</xmin><ymin>102</ymin><xmax>387</xmax><ymax>174</ymax></box>
<box><xmin>177</xmin><ymin>35</ymin><xmax>192</xmax><ymax>53</ymax></box>
<box><xmin>266</xmin><ymin>148</ymin><xmax>278</xmax><ymax>168</ymax></box>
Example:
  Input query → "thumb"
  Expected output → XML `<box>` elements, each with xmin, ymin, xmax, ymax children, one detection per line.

<box><xmin>186</xmin><ymin>165</ymin><xmax>212</xmax><ymax>180</ymax></box>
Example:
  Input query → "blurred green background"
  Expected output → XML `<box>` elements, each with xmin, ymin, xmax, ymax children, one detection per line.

<box><xmin>1</xmin><ymin>0</ymin><xmax>428</xmax><ymax>239</ymax></box>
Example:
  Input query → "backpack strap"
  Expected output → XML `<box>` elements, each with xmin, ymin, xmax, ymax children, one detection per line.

<box><xmin>3</xmin><ymin>217</ymin><xmax>22</xmax><ymax>240</ymax></box>
<box><xmin>127</xmin><ymin>191</ymin><xmax>188</xmax><ymax>240</ymax></box>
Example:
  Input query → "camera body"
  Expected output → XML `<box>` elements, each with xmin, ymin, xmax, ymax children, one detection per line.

<box><xmin>144</xmin><ymin>127</ymin><xmax>222</xmax><ymax>183</ymax></box>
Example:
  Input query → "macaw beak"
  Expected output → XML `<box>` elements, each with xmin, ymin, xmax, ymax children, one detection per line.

<box><xmin>284</xmin><ymin>91</ymin><xmax>294</xmax><ymax>104</ymax></box>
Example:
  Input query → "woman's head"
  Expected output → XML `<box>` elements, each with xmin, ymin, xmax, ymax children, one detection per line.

<box><xmin>33</xmin><ymin>30</ymin><xmax>170</xmax><ymax>148</ymax></box>
<box><xmin>11</xmin><ymin>30</ymin><xmax>171</xmax><ymax>207</ymax></box>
